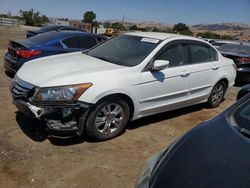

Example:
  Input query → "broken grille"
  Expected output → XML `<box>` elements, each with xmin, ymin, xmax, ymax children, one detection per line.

<box><xmin>10</xmin><ymin>77</ymin><xmax>35</xmax><ymax>99</ymax></box>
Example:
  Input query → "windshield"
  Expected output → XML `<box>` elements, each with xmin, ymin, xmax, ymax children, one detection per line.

<box><xmin>232</xmin><ymin>99</ymin><xmax>250</xmax><ymax>136</ymax></box>
<box><xmin>219</xmin><ymin>44</ymin><xmax>250</xmax><ymax>55</ymax></box>
<box><xmin>87</xmin><ymin>35</ymin><xmax>161</xmax><ymax>67</ymax></box>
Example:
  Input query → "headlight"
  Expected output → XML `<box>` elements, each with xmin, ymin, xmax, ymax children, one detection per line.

<box><xmin>33</xmin><ymin>83</ymin><xmax>92</xmax><ymax>101</ymax></box>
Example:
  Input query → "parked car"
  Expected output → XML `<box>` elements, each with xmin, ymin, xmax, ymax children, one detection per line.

<box><xmin>201</xmin><ymin>38</ymin><xmax>216</xmax><ymax>44</ymax></box>
<box><xmin>211</xmin><ymin>40</ymin><xmax>238</xmax><ymax>48</ymax></box>
<box><xmin>10</xmin><ymin>32</ymin><xmax>236</xmax><ymax>140</ymax></box>
<box><xmin>136</xmin><ymin>86</ymin><xmax>250</xmax><ymax>188</ymax></box>
<box><xmin>104</xmin><ymin>28</ymin><xmax>119</xmax><ymax>37</ymax></box>
<box><xmin>26</xmin><ymin>25</ymin><xmax>85</xmax><ymax>38</ymax></box>
<box><xmin>218</xmin><ymin>43</ymin><xmax>250</xmax><ymax>82</ymax></box>
<box><xmin>4</xmin><ymin>31</ymin><xmax>107</xmax><ymax>77</ymax></box>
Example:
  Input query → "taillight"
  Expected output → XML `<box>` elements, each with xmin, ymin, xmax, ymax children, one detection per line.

<box><xmin>16</xmin><ymin>49</ymin><xmax>42</xmax><ymax>58</ymax></box>
<box><xmin>235</xmin><ymin>57</ymin><xmax>250</xmax><ymax>64</ymax></box>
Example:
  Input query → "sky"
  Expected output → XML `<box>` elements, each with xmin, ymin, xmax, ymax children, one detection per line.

<box><xmin>0</xmin><ymin>0</ymin><xmax>250</xmax><ymax>25</ymax></box>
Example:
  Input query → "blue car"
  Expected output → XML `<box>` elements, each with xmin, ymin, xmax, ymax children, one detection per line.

<box><xmin>4</xmin><ymin>31</ymin><xmax>107</xmax><ymax>77</ymax></box>
<box><xmin>26</xmin><ymin>25</ymin><xmax>86</xmax><ymax>38</ymax></box>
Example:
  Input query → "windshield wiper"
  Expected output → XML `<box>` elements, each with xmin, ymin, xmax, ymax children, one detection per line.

<box><xmin>85</xmin><ymin>53</ymin><xmax>127</xmax><ymax>66</ymax></box>
<box><xmin>89</xmin><ymin>55</ymin><xmax>109</xmax><ymax>62</ymax></box>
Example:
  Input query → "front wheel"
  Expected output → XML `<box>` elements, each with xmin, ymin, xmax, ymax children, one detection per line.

<box><xmin>85</xmin><ymin>98</ymin><xmax>130</xmax><ymax>141</ymax></box>
<box><xmin>207</xmin><ymin>81</ymin><xmax>227</xmax><ymax>108</ymax></box>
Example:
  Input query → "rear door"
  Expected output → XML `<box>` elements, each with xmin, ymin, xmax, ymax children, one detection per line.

<box><xmin>186</xmin><ymin>41</ymin><xmax>219</xmax><ymax>102</ymax></box>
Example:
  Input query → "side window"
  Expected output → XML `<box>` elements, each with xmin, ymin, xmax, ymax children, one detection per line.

<box><xmin>189</xmin><ymin>44</ymin><xmax>211</xmax><ymax>63</ymax></box>
<box><xmin>62</xmin><ymin>37</ymin><xmax>76</xmax><ymax>48</ymax></box>
<box><xmin>74</xmin><ymin>36</ymin><xmax>97</xmax><ymax>49</ymax></box>
<box><xmin>210</xmin><ymin>48</ymin><xmax>218</xmax><ymax>61</ymax></box>
<box><xmin>156</xmin><ymin>43</ymin><xmax>186</xmax><ymax>67</ymax></box>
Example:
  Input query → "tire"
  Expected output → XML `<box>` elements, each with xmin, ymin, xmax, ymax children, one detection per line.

<box><xmin>207</xmin><ymin>81</ymin><xmax>227</xmax><ymax>108</ymax></box>
<box><xmin>85</xmin><ymin>98</ymin><xmax>130</xmax><ymax>141</ymax></box>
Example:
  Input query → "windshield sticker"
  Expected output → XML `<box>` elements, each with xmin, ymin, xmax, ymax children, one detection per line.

<box><xmin>141</xmin><ymin>38</ymin><xmax>159</xmax><ymax>44</ymax></box>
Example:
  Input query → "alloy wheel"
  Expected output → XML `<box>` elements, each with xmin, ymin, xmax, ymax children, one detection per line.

<box><xmin>95</xmin><ymin>103</ymin><xmax>124</xmax><ymax>135</ymax></box>
<box><xmin>211</xmin><ymin>83</ymin><xmax>225</xmax><ymax>104</ymax></box>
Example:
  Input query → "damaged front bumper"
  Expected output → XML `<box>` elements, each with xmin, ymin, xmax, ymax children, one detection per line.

<box><xmin>13</xmin><ymin>99</ymin><xmax>91</xmax><ymax>138</ymax></box>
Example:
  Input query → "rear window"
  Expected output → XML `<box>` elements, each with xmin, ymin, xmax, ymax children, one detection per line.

<box><xmin>219</xmin><ymin>44</ymin><xmax>250</xmax><ymax>55</ymax></box>
<box><xmin>26</xmin><ymin>32</ymin><xmax>60</xmax><ymax>44</ymax></box>
<box><xmin>62</xmin><ymin>36</ymin><xmax>97</xmax><ymax>49</ymax></box>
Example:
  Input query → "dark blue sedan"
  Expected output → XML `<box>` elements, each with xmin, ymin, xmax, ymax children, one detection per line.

<box><xmin>26</xmin><ymin>25</ymin><xmax>86</xmax><ymax>38</ymax></box>
<box><xmin>137</xmin><ymin>85</ymin><xmax>250</xmax><ymax>188</ymax></box>
<box><xmin>4</xmin><ymin>31</ymin><xmax>107</xmax><ymax>77</ymax></box>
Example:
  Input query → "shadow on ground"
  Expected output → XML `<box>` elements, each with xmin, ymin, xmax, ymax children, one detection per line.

<box><xmin>16</xmin><ymin>112</ymin><xmax>48</xmax><ymax>142</ymax></box>
<box><xmin>15</xmin><ymin>112</ymin><xmax>88</xmax><ymax>146</ymax></box>
<box><xmin>15</xmin><ymin>103</ymin><xmax>206</xmax><ymax>145</ymax></box>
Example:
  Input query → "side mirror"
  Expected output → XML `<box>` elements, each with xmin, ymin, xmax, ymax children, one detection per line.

<box><xmin>153</xmin><ymin>60</ymin><xmax>169</xmax><ymax>71</ymax></box>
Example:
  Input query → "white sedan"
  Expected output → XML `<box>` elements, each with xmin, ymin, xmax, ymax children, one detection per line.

<box><xmin>11</xmin><ymin>32</ymin><xmax>236</xmax><ymax>140</ymax></box>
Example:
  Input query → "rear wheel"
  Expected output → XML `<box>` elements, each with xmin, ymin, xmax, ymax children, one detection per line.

<box><xmin>85</xmin><ymin>98</ymin><xmax>130</xmax><ymax>140</ymax></box>
<box><xmin>207</xmin><ymin>81</ymin><xmax>227</xmax><ymax>108</ymax></box>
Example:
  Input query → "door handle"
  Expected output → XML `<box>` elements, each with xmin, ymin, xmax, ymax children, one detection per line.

<box><xmin>212</xmin><ymin>66</ymin><xmax>219</xmax><ymax>70</ymax></box>
<box><xmin>181</xmin><ymin>72</ymin><xmax>190</xmax><ymax>77</ymax></box>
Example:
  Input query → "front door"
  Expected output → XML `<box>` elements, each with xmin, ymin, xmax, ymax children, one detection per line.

<box><xmin>134</xmin><ymin>41</ymin><xmax>190</xmax><ymax>117</ymax></box>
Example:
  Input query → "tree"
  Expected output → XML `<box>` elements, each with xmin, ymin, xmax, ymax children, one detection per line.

<box><xmin>92</xmin><ymin>20</ymin><xmax>99</xmax><ymax>27</ymax></box>
<box><xmin>111</xmin><ymin>22</ymin><xmax>126</xmax><ymax>30</ymax></box>
<box><xmin>103</xmin><ymin>22</ymin><xmax>126</xmax><ymax>31</ymax></box>
<box><xmin>103</xmin><ymin>22</ymin><xmax>112</xmax><ymax>28</ymax></box>
<box><xmin>129</xmin><ymin>24</ymin><xmax>138</xmax><ymax>31</ymax></box>
<box><xmin>152</xmin><ymin>27</ymin><xmax>160</xmax><ymax>32</ymax></box>
<box><xmin>83</xmin><ymin>11</ymin><xmax>96</xmax><ymax>24</ymax></box>
<box><xmin>173</xmin><ymin>23</ymin><xmax>193</xmax><ymax>36</ymax></box>
<box><xmin>19</xmin><ymin>9</ymin><xmax>49</xmax><ymax>26</ymax></box>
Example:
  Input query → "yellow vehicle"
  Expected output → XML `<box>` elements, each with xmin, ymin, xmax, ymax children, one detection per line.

<box><xmin>104</xmin><ymin>28</ymin><xmax>119</xmax><ymax>37</ymax></box>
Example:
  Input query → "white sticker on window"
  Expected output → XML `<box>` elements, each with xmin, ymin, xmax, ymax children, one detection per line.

<box><xmin>141</xmin><ymin>38</ymin><xmax>159</xmax><ymax>44</ymax></box>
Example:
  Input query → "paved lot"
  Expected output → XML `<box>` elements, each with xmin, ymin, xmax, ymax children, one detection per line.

<box><xmin>0</xmin><ymin>26</ymin><xmax>240</xmax><ymax>188</ymax></box>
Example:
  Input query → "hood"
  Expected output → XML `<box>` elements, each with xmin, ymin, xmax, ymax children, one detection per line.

<box><xmin>17</xmin><ymin>52</ymin><xmax>125</xmax><ymax>87</ymax></box>
<box><xmin>150</xmin><ymin>114</ymin><xmax>250</xmax><ymax>188</ymax></box>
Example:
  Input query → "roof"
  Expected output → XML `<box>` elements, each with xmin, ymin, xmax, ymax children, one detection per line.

<box><xmin>124</xmin><ymin>31</ymin><xmax>196</xmax><ymax>41</ymax></box>
<box><xmin>40</xmin><ymin>30</ymin><xmax>97</xmax><ymax>38</ymax></box>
